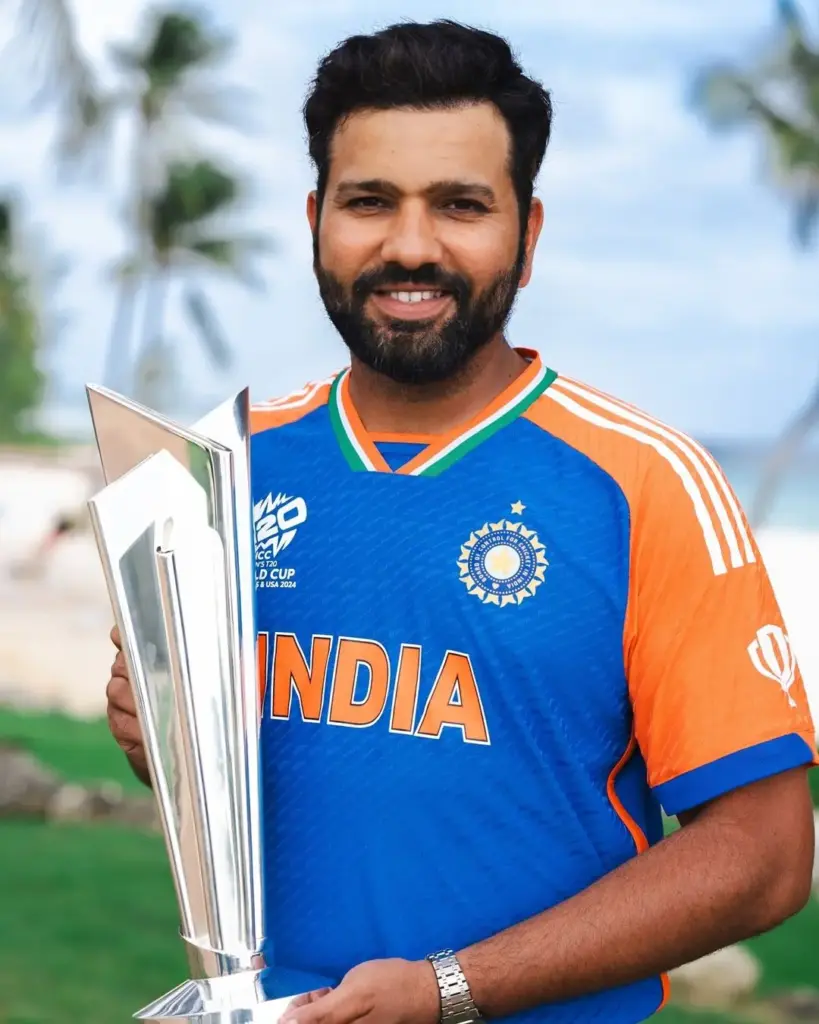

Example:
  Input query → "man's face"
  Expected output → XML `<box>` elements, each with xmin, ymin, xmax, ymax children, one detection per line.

<box><xmin>308</xmin><ymin>103</ymin><xmax>542</xmax><ymax>385</ymax></box>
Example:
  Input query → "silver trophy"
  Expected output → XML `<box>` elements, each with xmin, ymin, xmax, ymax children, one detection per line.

<box><xmin>85</xmin><ymin>386</ymin><xmax>321</xmax><ymax>1022</ymax></box>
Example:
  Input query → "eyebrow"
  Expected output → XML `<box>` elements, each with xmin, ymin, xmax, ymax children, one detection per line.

<box><xmin>333</xmin><ymin>179</ymin><xmax>498</xmax><ymax>205</ymax></box>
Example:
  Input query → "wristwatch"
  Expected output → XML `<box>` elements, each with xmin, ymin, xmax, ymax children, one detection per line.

<box><xmin>426</xmin><ymin>950</ymin><xmax>483</xmax><ymax>1024</ymax></box>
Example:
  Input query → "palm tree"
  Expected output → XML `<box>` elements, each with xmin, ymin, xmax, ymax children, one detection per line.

<box><xmin>2</xmin><ymin>0</ymin><xmax>108</xmax><ymax>171</ymax></box>
<box><xmin>691</xmin><ymin>0</ymin><xmax>819</xmax><ymax>527</ymax></box>
<box><xmin>7</xmin><ymin>1</ymin><xmax>249</xmax><ymax>176</ymax></box>
<box><xmin>121</xmin><ymin>159</ymin><xmax>270</xmax><ymax>411</ymax></box>
<box><xmin>6</xmin><ymin>2</ymin><xmax>265</xmax><ymax>407</ymax></box>
<box><xmin>104</xmin><ymin>6</ymin><xmax>259</xmax><ymax>401</ymax></box>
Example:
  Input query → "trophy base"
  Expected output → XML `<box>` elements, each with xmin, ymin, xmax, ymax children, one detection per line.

<box><xmin>134</xmin><ymin>971</ymin><xmax>308</xmax><ymax>1023</ymax></box>
<box><xmin>135</xmin><ymin>964</ymin><xmax>335</xmax><ymax>1023</ymax></box>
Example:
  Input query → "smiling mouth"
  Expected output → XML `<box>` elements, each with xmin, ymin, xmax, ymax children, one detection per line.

<box><xmin>373</xmin><ymin>289</ymin><xmax>450</xmax><ymax>305</ymax></box>
<box><xmin>368</xmin><ymin>289</ymin><xmax>454</xmax><ymax>322</ymax></box>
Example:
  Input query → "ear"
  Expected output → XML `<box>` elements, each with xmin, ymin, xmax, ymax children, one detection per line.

<box><xmin>306</xmin><ymin>191</ymin><xmax>319</xmax><ymax>235</ymax></box>
<box><xmin>519</xmin><ymin>197</ymin><xmax>544</xmax><ymax>289</ymax></box>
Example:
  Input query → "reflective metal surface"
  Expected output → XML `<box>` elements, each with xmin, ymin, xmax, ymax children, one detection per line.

<box><xmin>85</xmin><ymin>386</ymin><xmax>308</xmax><ymax>1021</ymax></box>
<box><xmin>134</xmin><ymin>974</ymin><xmax>297</xmax><ymax>1024</ymax></box>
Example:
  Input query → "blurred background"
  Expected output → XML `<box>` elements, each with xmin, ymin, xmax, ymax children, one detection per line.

<box><xmin>0</xmin><ymin>1</ymin><xmax>818</xmax><ymax>1021</ymax></box>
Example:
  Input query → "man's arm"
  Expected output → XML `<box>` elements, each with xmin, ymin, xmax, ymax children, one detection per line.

<box><xmin>279</xmin><ymin>766</ymin><xmax>814</xmax><ymax>1024</ymax></box>
<box><xmin>457</xmin><ymin>766</ymin><xmax>814</xmax><ymax>1017</ymax></box>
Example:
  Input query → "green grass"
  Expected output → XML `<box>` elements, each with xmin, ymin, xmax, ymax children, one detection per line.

<box><xmin>810</xmin><ymin>767</ymin><xmax>819</xmax><ymax>808</ymax></box>
<box><xmin>0</xmin><ymin>707</ymin><xmax>179</xmax><ymax>1021</ymax></box>
<box><xmin>0</xmin><ymin>707</ymin><xmax>816</xmax><ymax>1023</ymax></box>
<box><xmin>746</xmin><ymin>899</ymin><xmax>819</xmax><ymax>995</ymax></box>
<box><xmin>0</xmin><ymin>429</ymin><xmax>66</xmax><ymax>447</ymax></box>
<box><xmin>0</xmin><ymin>820</ymin><xmax>185</xmax><ymax>1023</ymax></box>
<box><xmin>0</xmin><ymin>705</ymin><xmax>143</xmax><ymax>792</ymax></box>
<box><xmin>657</xmin><ymin>1011</ymin><xmax>750</xmax><ymax>1024</ymax></box>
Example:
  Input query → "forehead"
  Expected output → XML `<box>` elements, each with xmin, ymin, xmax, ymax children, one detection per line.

<box><xmin>327</xmin><ymin>103</ymin><xmax>514</xmax><ymax>194</ymax></box>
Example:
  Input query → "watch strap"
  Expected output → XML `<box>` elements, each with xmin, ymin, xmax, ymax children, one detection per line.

<box><xmin>426</xmin><ymin>950</ymin><xmax>481</xmax><ymax>1024</ymax></box>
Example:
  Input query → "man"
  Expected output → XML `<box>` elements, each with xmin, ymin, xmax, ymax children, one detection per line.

<box><xmin>106</xmin><ymin>20</ymin><xmax>818</xmax><ymax>1024</ymax></box>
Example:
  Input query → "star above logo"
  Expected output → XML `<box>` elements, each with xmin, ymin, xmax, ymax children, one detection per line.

<box><xmin>510</xmin><ymin>501</ymin><xmax>526</xmax><ymax>516</ymax></box>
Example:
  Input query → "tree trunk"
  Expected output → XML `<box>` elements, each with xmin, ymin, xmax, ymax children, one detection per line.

<box><xmin>132</xmin><ymin>266</ymin><xmax>172</xmax><ymax>410</ymax></box>
<box><xmin>100</xmin><ymin>276</ymin><xmax>139</xmax><ymax>392</ymax></box>
<box><xmin>108</xmin><ymin>105</ymin><xmax>153</xmax><ymax>397</ymax></box>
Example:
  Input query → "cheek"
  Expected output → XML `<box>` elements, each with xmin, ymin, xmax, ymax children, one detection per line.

<box><xmin>318</xmin><ymin>213</ymin><xmax>380</xmax><ymax>276</ymax></box>
<box><xmin>447</xmin><ymin>233</ymin><xmax>518</xmax><ymax>290</ymax></box>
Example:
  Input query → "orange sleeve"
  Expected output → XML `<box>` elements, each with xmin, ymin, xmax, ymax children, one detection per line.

<box><xmin>626</xmin><ymin>450</ymin><xmax>818</xmax><ymax>816</ymax></box>
<box><xmin>250</xmin><ymin>378</ymin><xmax>335</xmax><ymax>435</ymax></box>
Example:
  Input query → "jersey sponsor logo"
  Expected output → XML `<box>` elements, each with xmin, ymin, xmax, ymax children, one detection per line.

<box><xmin>458</xmin><ymin>503</ymin><xmax>548</xmax><ymax>606</ymax></box>
<box><xmin>254</xmin><ymin>492</ymin><xmax>308</xmax><ymax>589</ymax></box>
<box><xmin>257</xmin><ymin>632</ymin><xmax>490</xmax><ymax>745</ymax></box>
<box><xmin>747</xmin><ymin>624</ymin><xmax>798</xmax><ymax>707</ymax></box>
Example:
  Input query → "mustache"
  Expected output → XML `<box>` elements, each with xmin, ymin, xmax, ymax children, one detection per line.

<box><xmin>352</xmin><ymin>263</ymin><xmax>471</xmax><ymax>304</ymax></box>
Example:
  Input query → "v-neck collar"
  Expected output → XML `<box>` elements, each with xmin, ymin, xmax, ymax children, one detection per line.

<box><xmin>328</xmin><ymin>349</ymin><xmax>558</xmax><ymax>476</ymax></box>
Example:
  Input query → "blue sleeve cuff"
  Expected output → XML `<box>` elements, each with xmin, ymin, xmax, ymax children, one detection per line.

<box><xmin>652</xmin><ymin>733</ymin><xmax>816</xmax><ymax>817</ymax></box>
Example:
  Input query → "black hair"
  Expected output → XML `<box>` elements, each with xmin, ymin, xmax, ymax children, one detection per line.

<box><xmin>303</xmin><ymin>20</ymin><xmax>553</xmax><ymax>231</ymax></box>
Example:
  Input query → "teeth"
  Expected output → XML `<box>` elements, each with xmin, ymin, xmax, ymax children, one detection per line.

<box><xmin>388</xmin><ymin>290</ymin><xmax>443</xmax><ymax>303</ymax></box>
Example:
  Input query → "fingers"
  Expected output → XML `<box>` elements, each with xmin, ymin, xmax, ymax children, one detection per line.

<box><xmin>110</xmin><ymin>649</ymin><xmax>130</xmax><ymax>682</ymax></box>
<box><xmin>106</xmin><ymin>641</ymin><xmax>144</xmax><ymax>748</ymax></box>
<box><xmin>281</xmin><ymin>986</ymin><xmax>367</xmax><ymax>1024</ymax></box>
<box><xmin>106</xmin><ymin>702</ymin><xmax>143</xmax><ymax>754</ymax></box>
<box><xmin>106</xmin><ymin>629</ymin><xmax>146</xmax><ymax>758</ymax></box>
<box><xmin>106</xmin><ymin>671</ymin><xmax>135</xmax><ymax>715</ymax></box>
<box><xmin>106</xmin><ymin>687</ymin><xmax>142</xmax><ymax>750</ymax></box>
<box><xmin>286</xmin><ymin>989</ymin><xmax>333</xmax><ymax>1011</ymax></box>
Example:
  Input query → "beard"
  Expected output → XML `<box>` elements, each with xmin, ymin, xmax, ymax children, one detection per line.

<box><xmin>313</xmin><ymin>237</ymin><xmax>527</xmax><ymax>386</ymax></box>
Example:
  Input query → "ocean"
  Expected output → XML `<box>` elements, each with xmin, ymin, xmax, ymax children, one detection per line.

<box><xmin>710</xmin><ymin>444</ymin><xmax>819</xmax><ymax>533</ymax></box>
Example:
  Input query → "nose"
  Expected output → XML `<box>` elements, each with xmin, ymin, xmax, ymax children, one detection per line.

<box><xmin>380</xmin><ymin>199</ymin><xmax>444</xmax><ymax>269</ymax></box>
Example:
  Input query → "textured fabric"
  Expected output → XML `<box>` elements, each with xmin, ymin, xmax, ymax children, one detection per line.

<box><xmin>250</xmin><ymin>358</ymin><xmax>817</xmax><ymax>1024</ymax></box>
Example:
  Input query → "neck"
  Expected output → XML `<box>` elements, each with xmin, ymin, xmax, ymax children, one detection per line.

<box><xmin>347</xmin><ymin>337</ymin><xmax>528</xmax><ymax>436</ymax></box>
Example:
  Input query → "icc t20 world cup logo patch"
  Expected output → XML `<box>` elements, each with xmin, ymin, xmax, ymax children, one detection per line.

<box><xmin>254</xmin><ymin>492</ymin><xmax>307</xmax><ymax>590</ymax></box>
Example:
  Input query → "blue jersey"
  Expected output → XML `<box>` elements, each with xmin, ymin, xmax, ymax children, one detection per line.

<box><xmin>252</xmin><ymin>351</ymin><xmax>817</xmax><ymax>1023</ymax></box>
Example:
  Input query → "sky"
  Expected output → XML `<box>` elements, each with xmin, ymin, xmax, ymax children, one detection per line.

<box><xmin>0</xmin><ymin>0</ymin><xmax>817</xmax><ymax>441</ymax></box>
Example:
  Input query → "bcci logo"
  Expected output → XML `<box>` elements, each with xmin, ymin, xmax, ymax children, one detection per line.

<box><xmin>458</xmin><ymin>506</ymin><xmax>548</xmax><ymax>607</ymax></box>
<box><xmin>747</xmin><ymin>624</ymin><xmax>798</xmax><ymax>708</ymax></box>
<box><xmin>254</xmin><ymin>493</ymin><xmax>307</xmax><ymax>590</ymax></box>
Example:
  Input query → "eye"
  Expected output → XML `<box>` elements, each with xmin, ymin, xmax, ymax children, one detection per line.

<box><xmin>346</xmin><ymin>196</ymin><xmax>388</xmax><ymax>211</ymax></box>
<box><xmin>443</xmin><ymin>199</ymin><xmax>489</xmax><ymax>214</ymax></box>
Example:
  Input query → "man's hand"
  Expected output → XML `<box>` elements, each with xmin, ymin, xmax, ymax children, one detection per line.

<box><xmin>281</xmin><ymin>959</ymin><xmax>440</xmax><ymax>1024</ymax></box>
<box><xmin>106</xmin><ymin>626</ymin><xmax>151</xmax><ymax>787</ymax></box>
